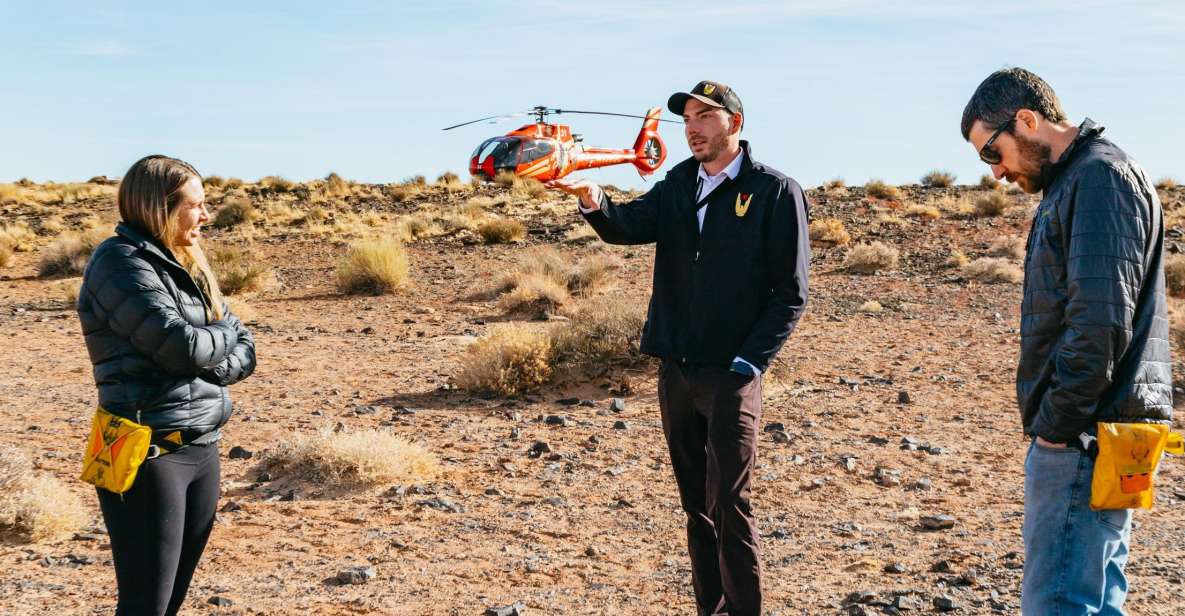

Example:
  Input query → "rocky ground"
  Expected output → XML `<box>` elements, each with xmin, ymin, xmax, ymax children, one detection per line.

<box><xmin>1</xmin><ymin>178</ymin><xmax>1184</xmax><ymax>615</ymax></box>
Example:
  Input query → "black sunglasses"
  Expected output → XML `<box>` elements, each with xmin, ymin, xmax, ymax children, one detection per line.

<box><xmin>979</xmin><ymin>119</ymin><xmax>1014</xmax><ymax>165</ymax></box>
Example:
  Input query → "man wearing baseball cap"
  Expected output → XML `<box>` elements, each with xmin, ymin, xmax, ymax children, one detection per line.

<box><xmin>548</xmin><ymin>80</ymin><xmax>810</xmax><ymax>616</ymax></box>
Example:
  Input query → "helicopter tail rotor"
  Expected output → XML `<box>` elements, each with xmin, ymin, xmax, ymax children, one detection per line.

<box><xmin>631</xmin><ymin>107</ymin><xmax>667</xmax><ymax>176</ymax></box>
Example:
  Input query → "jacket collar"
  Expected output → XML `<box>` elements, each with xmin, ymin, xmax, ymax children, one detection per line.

<box><xmin>116</xmin><ymin>221</ymin><xmax>184</xmax><ymax>269</ymax></box>
<box><xmin>1045</xmin><ymin>118</ymin><xmax>1105</xmax><ymax>185</ymax></box>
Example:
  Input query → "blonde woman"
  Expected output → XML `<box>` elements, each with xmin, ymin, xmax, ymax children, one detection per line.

<box><xmin>78</xmin><ymin>155</ymin><xmax>255</xmax><ymax>615</ymax></box>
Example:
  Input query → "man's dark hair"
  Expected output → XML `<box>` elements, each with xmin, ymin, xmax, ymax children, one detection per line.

<box><xmin>960</xmin><ymin>67</ymin><xmax>1067</xmax><ymax>140</ymax></box>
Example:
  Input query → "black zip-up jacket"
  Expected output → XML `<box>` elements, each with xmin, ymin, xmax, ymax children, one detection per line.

<box><xmin>78</xmin><ymin>222</ymin><xmax>256</xmax><ymax>440</ymax></box>
<box><xmin>1019</xmin><ymin>119</ymin><xmax>1172</xmax><ymax>443</ymax></box>
<box><xmin>581</xmin><ymin>140</ymin><xmax>810</xmax><ymax>372</ymax></box>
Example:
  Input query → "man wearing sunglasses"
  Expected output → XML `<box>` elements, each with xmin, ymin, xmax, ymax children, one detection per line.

<box><xmin>962</xmin><ymin>68</ymin><xmax>1171</xmax><ymax>614</ymax></box>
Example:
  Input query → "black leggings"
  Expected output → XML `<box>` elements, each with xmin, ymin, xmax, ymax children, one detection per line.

<box><xmin>97</xmin><ymin>443</ymin><xmax>220</xmax><ymax>616</ymax></box>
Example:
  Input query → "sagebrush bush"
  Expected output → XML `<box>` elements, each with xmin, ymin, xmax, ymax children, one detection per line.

<box><xmin>844</xmin><ymin>241</ymin><xmax>899</xmax><ymax>274</ymax></box>
<box><xmin>212</xmin><ymin>198</ymin><xmax>257</xmax><ymax>228</ymax></box>
<box><xmin>979</xmin><ymin>174</ymin><xmax>1001</xmax><ymax>190</ymax></box>
<box><xmin>265</xmin><ymin>429</ymin><xmax>439</xmax><ymax>486</ymax></box>
<box><xmin>336</xmin><ymin>239</ymin><xmax>409</xmax><ymax>295</ymax></box>
<box><xmin>963</xmin><ymin>257</ymin><xmax>1023</xmax><ymax>283</ymax></box>
<box><xmin>974</xmin><ymin>192</ymin><xmax>1010</xmax><ymax>217</ymax></box>
<box><xmin>478</xmin><ymin>218</ymin><xmax>525</xmax><ymax>244</ymax></box>
<box><xmin>809</xmin><ymin>218</ymin><xmax>851</xmax><ymax>245</ymax></box>
<box><xmin>864</xmin><ymin>179</ymin><xmax>902</xmax><ymax>201</ymax></box>
<box><xmin>38</xmin><ymin>227</ymin><xmax>107</xmax><ymax>277</ymax></box>
<box><xmin>0</xmin><ymin>446</ymin><xmax>86</xmax><ymax>542</ymax></box>
<box><xmin>921</xmin><ymin>170</ymin><xmax>956</xmax><ymax>188</ymax></box>
<box><xmin>551</xmin><ymin>302</ymin><xmax>646</xmax><ymax>372</ymax></box>
<box><xmin>454</xmin><ymin>324</ymin><xmax>553</xmax><ymax>396</ymax></box>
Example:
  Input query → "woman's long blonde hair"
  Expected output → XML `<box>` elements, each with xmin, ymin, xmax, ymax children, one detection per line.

<box><xmin>118</xmin><ymin>155</ymin><xmax>224</xmax><ymax>320</ymax></box>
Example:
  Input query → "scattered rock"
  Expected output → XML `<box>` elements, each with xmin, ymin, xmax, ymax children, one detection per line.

<box><xmin>417</xmin><ymin>497</ymin><xmax>464</xmax><ymax>513</ymax></box>
<box><xmin>484</xmin><ymin>602</ymin><xmax>527</xmax><ymax>616</ymax></box>
<box><xmin>839</xmin><ymin>454</ymin><xmax>858</xmax><ymax>472</ymax></box>
<box><xmin>543</xmin><ymin>415</ymin><xmax>569</xmax><ymax>427</ymax></box>
<box><xmin>609</xmin><ymin>398</ymin><xmax>627</xmax><ymax>413</ymax></box>
<box><xmin>336</xmin><ymin>565</ymin><xmax>376</xmax><ymax>585</ymax></box>
<box><xmin>883</xmin><ymin>562</ymin><xmax>907</xmax><ymax>574</ymax></box>
<box><xmin>912</xmin><ymin>477</ymin><xmax>933</xmax><ymax>491</ymax></box>
<box><xmin>867</xmin><ymin>435</ymin><xmax>890</xmax><ymax>446</ymax></box>
<box><xmin>897</xmin><ymin>390</ymin><xmax>911</xmax><ymax>404</ymax></box>
<box><xmin>208</xmin><ymin>596</ymin><xmax>234</xmax><ymax>607</ymax></box>
<box><xmin>933</xmin><ymin>595</ymin><xmax>958</xmax><ymax>611</ymax></box>
<box><xmin>228</xmin><ymin>446</ymin><xmax>253</xmax><ymax>460</ymax></box>
<box><xmin>873</xmin><ymin>466</ymin><xmax>901</xmax><ymax>487</ymax></box>
<box><xmin>919</xmin><ymin>514</ymin><xmax>957</xmax><ymax>531</ymax></box>
<box><xmin>763</xmin><ymin>422</ymin><xmax>786</xmax><ymax>433</ymax></box>
<box><xmin>528</xmin><ymin>441</ymin><xmax>551</xmax><ymax>458</ymax></box>
<box><xmin>771</xmin><ymin>430</ymin><xmax>793</xmax><ymax>444</ymax></box>
<box><xmin>220</xmin><ymin>501</ymin><xmax>242</xmax><ymax>513</ymax></box>
<box><xmin>612</xmin><ymin>420</ymin><xmax>629</xmax><ymax>430</ymax></box>
<box><xmin>556</xmin><ymin>397</ymin><xmax>580</xmax><ymax>406</ymax></box>
<box><xmin>354</xmin><ymin>405</ymin><xmax>378</xmax><ymax>415</ymax></box>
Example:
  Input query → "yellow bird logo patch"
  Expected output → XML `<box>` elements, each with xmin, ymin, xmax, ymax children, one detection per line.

<box><xmin>735</xmin><ymin>193</ymin><xmax>752</xmax><ymax>217</ymax></box>
<box><xmin>703</xmin><ymin>84</ymin><xmax>716</xmax><ymax>95</ymax></box>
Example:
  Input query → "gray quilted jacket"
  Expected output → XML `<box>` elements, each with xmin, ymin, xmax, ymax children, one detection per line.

<box><xmin>1019</xmin><ymin>119</ymin><xmax>1172</xmax><ymax>443</ymax></box>
<box><xmin>77</xmin><ymin>222</ymin><xmax>255</xmax><ymax>439</ymax></box>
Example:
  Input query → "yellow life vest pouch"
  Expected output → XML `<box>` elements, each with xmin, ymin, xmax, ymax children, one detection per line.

<box><xmin>1090</xmin><ymin>422</ymin><xmax>1184</xmax><ymax>511</ymax></box>
<box><xmin>79</xmin><ymin>408</ymin><xmax>152</xmax><ymax>494</ymax></box>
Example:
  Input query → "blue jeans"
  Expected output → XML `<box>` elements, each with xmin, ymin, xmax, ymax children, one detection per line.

<box><xmin>1022</xmin><ymin>440</ymin><xmax>1132</xmax><ymax>615</ymax></box>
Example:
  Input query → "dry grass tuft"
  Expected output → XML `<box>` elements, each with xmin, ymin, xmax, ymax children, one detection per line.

<box><xmin>436</xmin><ymin>171</ymin><xmax>461</xmax><ymax>186</ymax></box>
<box><xmin>478</xmin><ymin>218</ymin><xmax>525</xmax><ymax>244</ymax></box>
<box><xmin>1165</xmin><ymin>254</ymin><xmax>1185</xmax><ymax>297</ymax></box>
<box><xmin>212</xmin><ymin>198</ymin><xmax>257</xmax><ymax>229</ymax></box>
<box><xmin>265</xmin><ymin>429</ymin><xmax>439</xmax><ymax>486</ymax></box>
<box><xmin>945</xmin><ymin>249</ymin><xmax>971</xmax><ymax>269</ymax></box>
<box><xmin>809</xmin><ymin>218</ymin><xmax>851</xmax><ymax>245</ymax></box>
<box><xmin>921</xmin><ymin>170</ymin><xmax>956</xmax><ymax>188</ymax></box>
<box><xmin>203</xmin><ymin>175</ymin><xmax>226</xmax><ymax>189</ymax></box>
<box><xmin>38</xmin><ymin>227</ymin><xmax>107</xmax><ymax>277</ymax></box>
<box><xmin>210</xmin><ymin>246</ymin><xmax>275</xmax><ymax>295</ymax></box>
<box><xmin>823</xmin><ymin>178</ymin><xmax>846</xmax><ymax>191</ymax></box>
<box><xmin>498</xmin><ymin>274</ymin><xmax>571</xmax><ymax>317</ymax></box>
<box><xmin>0</xmin><ymin>446</ymin><xmax>86</xmax><ymax>542</ymax></box>
<box><xmin>1155</xmin><ymin>177</ymin><xmax>1177</xmax><ymax>191</ymax></box>
<box><xmin>858</xmin><ymin>300</ymin><xmax>884</xmax><ymax>313</ymax></box>
<box><xmin>864</xmin><ymin>179</ymin><xmax>902</xmax><ymax>201</ymax></box>
<box><xmin>336</xmin><ymin>239</ymin><xmax>409</xmax><ymax>295</ymax></box>
<box><xmin>454</xmin><ymin>324</ymin><xmax>553</xmax><ymax>396</ymax></box>
<box><xmin>905</xmin><ymin>204</ymin><xmax>941</xmax><ymax>220</ymax></box>
<box><xmin>844</xmin><ymin>241</ymin><xmax>900</xmax><ymax>274</ymax></box>
<box><xmin>1</xmin><ymin>222</ymin><xmax>37</xmax><ymax>266</ymax></box>
<box><xmin>974</xmin><ymin>191</ymin><xmax>1010</xmax><ymax>217</ymax></box>
<box><xmin>979</xmin><ymin>175</ymin><xmax>1001</xmax><ymax>190</ymax></box>
<box><xmin>259</xmin><ymin>175</ymin><xmax>296</xmax><ymax>193</ymax></box>
<box><xmin>963</xmin><ymin>257</ymin><xmax>1023</xmax><ymax>283</ymax></box>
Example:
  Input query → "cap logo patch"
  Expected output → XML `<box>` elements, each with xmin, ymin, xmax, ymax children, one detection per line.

<box><xmin>702</xmin><ymin>84</ymin><xmax>716</xmax><ymax>95</ymax></box>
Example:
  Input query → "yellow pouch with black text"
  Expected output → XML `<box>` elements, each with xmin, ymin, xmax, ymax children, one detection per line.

<box><xmin>1090</xmin><ymin>422</ymin><xmax>1184</xmax><ymax>511</ymax></box>
<box><xmin>79</xmin><ymin>408</ymin><xmax>152</xmax><ymax>494</ymax></box>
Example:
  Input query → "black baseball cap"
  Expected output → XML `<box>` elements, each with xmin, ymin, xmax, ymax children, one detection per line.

<box><xmin>667</xmin><ymin>80</ymin><xmax>744</xmax><ymax>117</ymax></box>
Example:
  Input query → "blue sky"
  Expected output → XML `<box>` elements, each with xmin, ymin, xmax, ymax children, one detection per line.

<box><xmin>2</xmin><ymin>1</ymin><xmax>1182</xmax><ymax>189</ymax></box>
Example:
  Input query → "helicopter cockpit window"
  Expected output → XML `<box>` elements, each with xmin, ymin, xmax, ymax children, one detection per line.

<box><xmin>517</xmin><ymin>140</ymin><xmax>554</xmax><ymax>163</ymax></box>
<box><xmin>474</xmin><ymin>137</ymin><xmax>521</xmax><ymax>168</ymax></box>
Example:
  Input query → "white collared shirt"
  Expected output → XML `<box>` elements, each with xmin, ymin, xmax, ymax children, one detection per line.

<box><xmin>694</xmin><ymin>148</ymin><xmax>744</xmax><ymax>232</ymax></box>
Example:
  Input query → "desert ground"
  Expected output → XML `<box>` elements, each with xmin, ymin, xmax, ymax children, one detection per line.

<box><xmin>2</xmin><ymin>172</ymin><xmax>1184</xmax><ymax>615</ymax></box>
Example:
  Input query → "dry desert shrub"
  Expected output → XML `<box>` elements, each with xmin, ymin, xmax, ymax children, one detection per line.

<box><xmin>478</xmin><ymin>218</ymin><xmax>525</xmax><ymax>244</ymax></box>
<box><xmin>259</xmin><ymin>175</ymin><xmax>296</xmax><ymax>193</ymax></box>
<box><xmin>499</xmin><ymin>248</ymin><xmax>619</xmax><ymax>297</ymax></box>
<box><xmin>564</xmin><ymin>225</ymin><xmax>599</xmax><ymax>243</ymax></box>
<box><xmin>395</xmin><ymin>212</ymin><xmax>443</xmax><ymax>241</ymax></box>
<box><xmin>512</xmin><ymin>177</ymin><xmax>548</xmax><ymax>200</ymax></box>
<box><xmin>203</xmin><ymin>175</ymin><xmax>226</xmax><ymax>189</ymax></box>
<box><xmin>864</xmin><ymin>179</ymin><xmax>902</xmax><ymax>201</ymax></box>
<box><xmin>1</xmin><ymin>222</ymin><xmax>36</xmax><ymax>266</ymax></box>
<box><xmin>436</xmin><ymin>171</ymin><xmax>461</xmax><ymax>186</ymax></box>
<box><xmin>210</xmin><ymin>246</ymin><xmax>274</xmax><ymax>295</ymax></box>
<box><xmin>498</xmin><ymin>274</ymin><xmax>571</xmax><ymax>317</ymax></box>
<box><xmin>989</xmin><ymin>236</ymin><xmax>1027</xmax><ymax>259</ymax></box>
<box><xmin>336</xmin><ymin>239</ymin><xmax>409</xmax><ymax>295</ymax></box>
<box><xmin>1165</xmin><ymin>254</ymin><xmax>1185</xmax><ymax>297</ymax></box>
<box><xmin>963</xmin><ymin>257</ymin><xmax>1023</xmax><ymax>283</ymax></box>
<box><xmin>936</xmin><ymin>195</ymin><xmax>975</xmax><ymax>216</ymax></box>
<box><xmin>979</xmin><ymin>174</ymin><xmax>1001</xmax><ymax>190</ymax></box>
<box><xmin>38</xmin><ymin>227</ymin><xmax>107</xmax><ymax>277</ymax></box>
<box><xmin>551</xmin><ymin>301</ymin><xmax>647</xmax><ymax>372</ymax></box>
<box><xmin>823</xmin><ymin>178</ymin><xmax>846</xmax><ymax>191</ymax></box>
<box><xmin>388</xmin><ymin>182</ymin><xmax>423</xmax><ymax>203</ymax></box>
<box><xmin>0</xmin><ymin>243</ymin><xmax>13</xmax><ymax>268</ymax></box>
<box><xmin>844</xmin><ymin>241</ymin><xmax>899</xmax><ymax>274</ymax></box>
<box><xmin>1156</xmin><ymin>177</ymin><xmax>1177</xmax><ymax>191</ymax></box>
<box><xmin>975</xmin><ymin>192</ymin><xmax>1010</xmax><ymax>217</ymax></box>
<box><xmin>454</xmin><ymin>324</ymin><xmax>553</xmax><ymax>396</ymax></box>
<box><xmin>212</xmin><ymin>198</ymin><xmax>257</xmax><ymax>229</ymax></box>
<box><xmin>0</xmin><ymin>446</ymin><xmax>86</xmax><ymax>542</ymax></box>
<box><xmin>921</xmin><ymin>170</ymin><xmax>956</xmax><ymax>188</ymax></box>
<box><xmin>809</xmin><ymin>218</ymin><xmax>851</xmax><ymax>245</ymax></box>
<box><xmin>905</xmin><ymin>204</ymin><xmax>941</xmax><ymax>220</ymax></box>
<box><xmin>265</xmin><ymin>429</ymin><xmax>439</xmax><ymax>486</ymax></box>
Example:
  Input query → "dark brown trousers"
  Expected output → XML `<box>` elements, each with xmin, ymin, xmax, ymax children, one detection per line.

<box><xmin>658</xmin><ymin>360</ymin><xmax>763</xmax><ymax>616</ymax></box>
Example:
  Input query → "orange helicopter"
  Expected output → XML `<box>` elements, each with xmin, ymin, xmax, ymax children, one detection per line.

<box><xmin>443</xmin><ymin>106</ymin><xmax>679</xmax><ymax>182</ymax></box>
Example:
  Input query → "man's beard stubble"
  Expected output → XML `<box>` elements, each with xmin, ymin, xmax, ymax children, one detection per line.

<box><xmin>1011</xmin><ymin>132</ymin><xmax>1054</xmax><ymax>193</ymax></box>
<box><xmin>692</xmin><ymin>132</ymin><xmax>730</xmax><ymax>163</ymax></box>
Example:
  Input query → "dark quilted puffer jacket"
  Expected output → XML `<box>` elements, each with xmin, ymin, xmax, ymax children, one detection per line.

<box><xmin>77</xmin><ymin>222</ymin><xmax>255</xmax><ymax>439</ymax></box>
<box><xmin>1019</xmin><ymin>119</ymin><xmax>1172</xmax><ymax>443</ymax></box>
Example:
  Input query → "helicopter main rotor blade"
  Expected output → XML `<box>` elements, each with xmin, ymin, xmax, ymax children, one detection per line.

<box><xmin>552</xmin><ymin>109</ymin><xmax>681</xmax><ymax>124</ymax></box>
<box><xmin>441</xmin><ymin>112</ymin><xmax>530</xmax><ymax>131</ymax></box>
